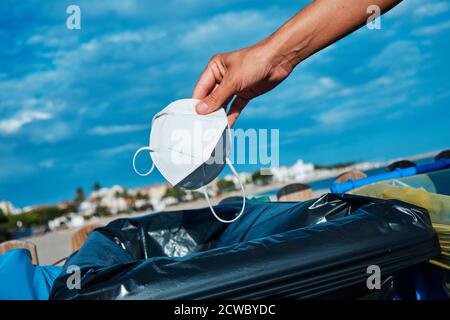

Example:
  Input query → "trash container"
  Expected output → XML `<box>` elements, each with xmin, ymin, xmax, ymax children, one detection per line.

<box><xmin>50</xmin><ymin>194</ymin><xmax>440</xmax><ymax>300</ymax></box>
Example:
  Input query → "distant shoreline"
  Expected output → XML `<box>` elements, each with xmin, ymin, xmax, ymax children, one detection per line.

<box><xmin>22</xmin><ymin>151</ymin><xmax>443</xmax><ymax>265</ymax></box>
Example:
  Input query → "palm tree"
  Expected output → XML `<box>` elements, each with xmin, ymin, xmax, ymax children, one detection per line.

<box><xmin>92</xmin><ymin>182</ymin><xmax>101</xmax><ymax>191</ymax></box>
<box><xmin>75</xmin><ymin>187</ymin><xmax>85</xmax><ymax>203</ymax></box>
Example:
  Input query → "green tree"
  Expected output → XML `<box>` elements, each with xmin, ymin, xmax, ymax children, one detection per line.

<box><xmin>92</xmin><ymin>182</ymin><xmax>102</xmax><ymax>191</ymax></box>
<box><xmin>216</xmin><ymin>179</ymin><xmax>236</xmax><ymax>193</ymax></box>
<box><xmin>191</xmin><ymin>191</ymin><xmax>203</xmax><ymax>200</ymax></box>
<box><xmin>163</xmin><ymin>187</ymin><xmax>186</xmax><ymax>202</ymax></box>
<box><xmin>94</xmin><ymin>205</ymin><xmax>111</xmax><ymax>217</ymax></box>
<box><xmin>115</xmin><ymin>189</ymin><xmax>129</xmax><ymax>199</ymax></box>
<box><xmin>0</xmin><ymin>208</ymin><xmax>7</xmax><ymax>223</ymax></box>
<box><xmin>0</xmin><ymin>225</ymin><xmax>10</xmax><ymax>242</ymax></box>
<box><xmin>75</xmin><ymin>187</ymin><xmax>85</xmax><ymax>203</ymax></box>
<box><xmin>251</xmin><ymin>170</ymin><xmax>273</xmax><ymax>186</ymax></box>
<box><xmin>4</xmin><ymin>206</ymin><xmax>68</xmax><ymax>231</ymax></box>
<box><xmin>0</xmin><ymin>209</ymin><xmax>17</xmax><ymax>242</ymax></box>
<box><xmin>136</xmin><ymin>192</ymin><xmax>149</xmax><ymax>200</ymax></box>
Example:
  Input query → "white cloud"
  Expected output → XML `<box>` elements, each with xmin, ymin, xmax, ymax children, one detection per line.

<box><xmin>103</xmin><ymin>30</ymin><xmax>166</xmax><ymax>44</ymax></box>
<box><xmin>366</xmin><ymin>41</ymin><xmax>423</xmax><ymax>75</ymax></box>
<box><xmin>412</xmin><ymin>19</ymin><xmax>450</xmax><ymax>35</ymax></box>
<box><xmin>98</xmin><ymin>143</ymin><xmax>140</xmax><ymax>157</ymax></box>
<box><xmin>284</xmin><ymin>91</ymin><xmax>409</xmax><ymax>139</ymax></box>
<box><xmin>179</xmin><ymin>9</ymin><xmax>286</xmax><ymax>50</ymax></box>
<box><xmin>317</xmin><ymin>108</ymin><xmax>362</xmax><ymax>125</ymax></box>
<box><xmin>0</xmin><ymin>156</ymin><xmax>35</xmax><ymax>179</ymax></box>
<box><xmin>0</xmin><ymin>111</ymin><xmax>53</xmax><ymax>134</ymax></box>
<box><xmin>308</xmin><ymin>77</ymin><xmax>339</xmax><ymax>97</ymax></box>
<box><xmin>39</xmin><ymin>159</ymin><xmax>55</xmax><ymax>169</ymax></box>
<box><xmin>279</xmin><ymin>40</ymin><xmax>424</xmax><ymax>136</ymax></box>
<box><xmin>245</xmin><ymin>73</ymin><xmax>342</xmax><ymax>120</ymax></box>
<box><xmin>81</xmin><ymin>0</ymin><xmax>141</xmax><ymax>18</ymax></box>
<box><xmin>0</xmin><ymin>6</ymin><xmax>287</xmax><ymax>147</ymax></box>
<box><xmin>385</xmin><ymin>0</ymin><xmax>418</xmax><ymax>17</ymax></box>
<box><xmin>29</xmin><ymin>121</ymin><xmax>75</xmax><ymax>144</ymax></box>
<box><xmin>89</xmin><ymin>124</ymin><xmax>147</xmax><ymax>136</ymax></box>
<box><xmin>285</xmin><ymin>126</ymin><xmax>316</xmax><ymax>138</ymax></box>
<box><xmin>26</xmin><ymin>30</ymin><xmax>79</xmax><ymax>48</ymax></box>
<box><xmin>316</xmin><ymin>93</ymin><xmax>407</xmax><ymax>126</ymax></box>
<box><xmin>414</xmin><ymin>2</ymin><xmax>448</xmax><ymax>18</ymax></box>
<box><xmin>244</xmin><ymin>103</ymin><xmax>301</xmax><ymax>119</ymax></box>
<box><xmin>232</xmin><ymin>36</ymin><xmax>426</xmax><ymax>140</ymax></box>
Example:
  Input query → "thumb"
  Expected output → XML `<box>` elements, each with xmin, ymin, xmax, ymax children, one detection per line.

<box><xmin>196</xmin><ymin>79</ymin><xmax>235</xmax><ymax>114</ymax></box>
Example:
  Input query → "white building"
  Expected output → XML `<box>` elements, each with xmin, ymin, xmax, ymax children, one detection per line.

<box><xmin>67</xmin><ymin>215</ymin><xmax>85</xmax><ymax>229</ymax></box>
<box><xmin>78</xmin><ymin>200</ymin><xmax>95</xmax><ymax>216</ymax></box>
<box><xmin>48</xmin><ymin>214</ymin><xmax>85</xmax><ymax>231</ymax></box>
<box><xmin>89</xmin><ymin>185</ymin><xmax>129</xmax><ymax>215</ymax></box>
<box><xmin>0</xmin><ymin>201</ymin><xmax>21</xmax><ymax>215</ymax></box>
<box><xmin>223</xmin><ymin>172</ymin><xmax>252</xmax><ymax>186</ymax></box>
<box><xmin>269</xmin><ymin>159</ymin><xmax>315</xmax><ymax>182</ymax></box>
<box><xmin>133</xmin><ymin>183</ymin><xmax>168</xmax><ymax>203</ymax></box>
<box><xmin>161</xmin><ymin>196</ymin><xmax>178</xmax><ymax>207</ymax></box>
<box><xmin>291</xmin><ymin>159</ymin><xmax>315</xmax><ymax>180</ymax></box>
<box><xmin>270</xmin><ymin>166</ymin><xmax>291</xmax><ymax>183</ymax></box>
<box><xmin>48</xmin><ymin>216</ymin><xmax>68</xmax><ymax>231</ymax></box>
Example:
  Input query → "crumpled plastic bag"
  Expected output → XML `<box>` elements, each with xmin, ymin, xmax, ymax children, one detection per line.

<box><xmin>351</xmin><ymin>182</ymin><xmax>450</xmax><ymax>269</ymax></box>
<box><xmin>351</xmin><ymin>182</ymin><xmax>450</xmax><ymax>225</ymax></box>
<box><xmin>50</xmin><ymin>194</ymin><xmax>440</xmax><ymax>300</ymax></box>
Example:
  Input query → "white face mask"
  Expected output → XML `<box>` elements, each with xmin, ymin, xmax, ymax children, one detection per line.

<box><xmin>132</xmin><ymin>98</ymin><xmax>246</xmax><ymax>223</ymax></box>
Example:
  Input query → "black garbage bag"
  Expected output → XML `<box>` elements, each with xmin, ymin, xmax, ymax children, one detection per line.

<box><xmin>50</xmin><ymin>193</ymin><xmax>440</xmax><ymax>300</ymax></box>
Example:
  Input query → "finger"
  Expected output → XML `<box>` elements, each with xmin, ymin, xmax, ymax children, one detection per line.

<box><xmin>227</xmin><ymin>96</ymin><xmax>249</xmax><ymax>127</ymax></box>
<box><xmin>196</xmin><ymin>77</ymin><xmax>236</xmax><ymax>114</ymax></box>
<box><xmin>192</xmin><ymin>58</ymin><xmax>225</xmax><ymax>99</ymax></box>
<box><xmin>192</xmin><ymin>65</ymin><xmax>217</xmax><ymax>100</ymax></box>
<box><xmin>211</xmin><ymin>84</ymin><xmax>233</xmax><ymax>111</ymax></box>
<box><xmin>223</xmin><ymin>94</ymin><xmax>234</xmax><ymax>111</ymax></box>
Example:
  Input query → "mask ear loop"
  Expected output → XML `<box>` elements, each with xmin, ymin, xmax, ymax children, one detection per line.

<box><xmin>133</xmin><ymin>113</ymin><xmax>162</xmax><ymax>177</ymax></box>
<box><xmin>132</xmin><ymin>146</ymin><xmax>155</xmax><ymax>176</ymax></box>
<box><xmin>201</xmin><ymin>157</ymin><xmax>246</xmax><ymax>224</ymax></box>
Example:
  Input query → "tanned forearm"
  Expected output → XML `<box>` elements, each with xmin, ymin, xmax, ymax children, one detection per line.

<box><xmin>262</xmin><ymin>0</ymin><xmax>402</xmax><ymax>71</ymax></box>
<box><xmin>193</xmin><ymin>0</ymin><xmax>403</xmax><ymax>125</ymax></box>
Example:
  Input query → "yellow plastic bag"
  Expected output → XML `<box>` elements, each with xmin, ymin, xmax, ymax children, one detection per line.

<box><xmin>350</xmin><ymin>181</ymin><xmax>450</xmax><ymax>269</ymax></box>
<box><xmin>351</xmin><ymin>183</ymin><xmax>450</xmax><ymax>225</ymax></box>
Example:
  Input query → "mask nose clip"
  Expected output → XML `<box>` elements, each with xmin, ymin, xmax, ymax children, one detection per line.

<box><xmin>132</xmin><ymin>146</ymin><xmax>155</xmax><ymax>177</ymax></box>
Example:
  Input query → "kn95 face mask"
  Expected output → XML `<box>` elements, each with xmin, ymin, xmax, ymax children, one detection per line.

<box><xmin>132</xmin><ymin>98</ymin><xmax>246</xmax><ymax>223</ymax></box>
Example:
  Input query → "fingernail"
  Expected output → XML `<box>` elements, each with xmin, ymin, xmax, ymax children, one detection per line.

<box><xmin>196</xmin><ymin>102</ymin><xmax>209</xmax><ymax>114</ymax></box>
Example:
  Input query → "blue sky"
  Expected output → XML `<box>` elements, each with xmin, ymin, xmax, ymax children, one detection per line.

<box><xmin>1</xmin><ymin>0</ymin><xmax>449</xmax><ymax>207</ymax></box>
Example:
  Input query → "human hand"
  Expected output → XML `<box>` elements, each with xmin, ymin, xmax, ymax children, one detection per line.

<box><xmin>192</xmin><ymin>44</ymin><xmax>293</xmax><ymax>127</ymax></box>
<box><xmin>192</xmin><ymin>0</ymin><xmax>402</xmax><ymax>127</ymax></box>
